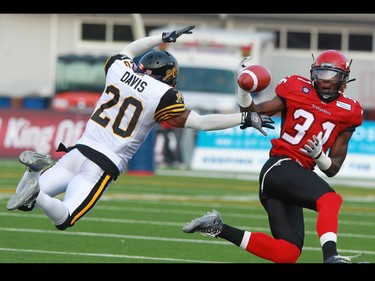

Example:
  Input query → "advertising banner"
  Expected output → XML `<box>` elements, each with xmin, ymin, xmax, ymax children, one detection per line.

<box><xmin>191</xmin><ymin>117</ymin><xmax>375</xmax><ymax>179</ymax></box>
<box><xmin>0</xmin><ymin>109</ymin><xmax>154</xmax><ymax>174</ymax></box>
<box><xmin>0</xmin><ymin>109</ymin><xmax>89</xmax><ymax>159</ymax></box>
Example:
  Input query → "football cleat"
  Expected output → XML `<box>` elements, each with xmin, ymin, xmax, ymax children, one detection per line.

<box><xmin>183</xmin><ymin>209</ymin><xmax>223</xmax><ymax>238</ymax></box>
<box><xmin>325</xmin><ymin>253</ymin><xmax>368</xmax><ymax>264</ymax></box>
<box><xmin>7</xmin><ymin>179</ymin><xmax>40</xmax><ymax>211</ymax></box>
<box><xmin>19</xmin><ymin>150</ymin><xmax>53</xmax><ymax>172</ymax></box>
<box><xmin>17</xmin><ymin>201</ymin><xmax>36</xmax><ymax>212</ymax></box>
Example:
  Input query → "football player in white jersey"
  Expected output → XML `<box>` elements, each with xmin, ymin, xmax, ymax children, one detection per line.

<box><xmin>7</xmin><ymin>25</ymin><xmax>274</xmax><ymax>230</ymax></box>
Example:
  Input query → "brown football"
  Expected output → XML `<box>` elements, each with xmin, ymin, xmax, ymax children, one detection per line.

<box><xmin>237</xmin><ymin>65</ymin><xmax>271</xmax><ymax>93</ymax></box>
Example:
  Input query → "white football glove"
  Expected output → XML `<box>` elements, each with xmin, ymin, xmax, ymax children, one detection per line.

<box><xmin>300</xmin><ymin>131</ymin><xmax>331</xmax><ymax>171</ymax></box>
<box><xmin>237</xmin><ymin>56</ymin><xmax>253</xmax><ymax>108</ymax></box>
<box><xmin>300</xmin><ymin>131</ymin><xmax>323</xmax><ymax>159</ymax></box>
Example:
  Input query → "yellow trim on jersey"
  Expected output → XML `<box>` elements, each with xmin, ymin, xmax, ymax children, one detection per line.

<box><xmin>70</xmin><ymin>174</ymin><xmax>112</xmax><ymax>225</ymax></box>
<box><xmin>155</xmin><ymin>104</ymin><xmax>185</xmax><ymax>122</ymax></box>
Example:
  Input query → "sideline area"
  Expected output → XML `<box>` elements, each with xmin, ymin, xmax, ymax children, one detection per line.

<box><xmin>156</xmin><ymin>167</ymin><xmax>375</xmax><ymax>189</ymax></box>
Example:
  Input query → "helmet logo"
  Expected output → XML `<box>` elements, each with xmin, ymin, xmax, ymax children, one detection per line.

<box><xmin>175</xmin><ymin>91</ymin><xmax>184</xmax><ymax>104</ymax></box>
<box><xmin>163</xmin><ymin>65</ymin><xmax>178</xmax><ymax>82</ymax></box>
<box><xmin>320</xmin><ymin>62</ymin><xmax>333</xmax><ymax>68</ymax></box>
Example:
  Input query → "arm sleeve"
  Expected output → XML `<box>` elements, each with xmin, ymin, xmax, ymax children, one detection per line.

<box><xmin>314</xmin><ymin>151</ymin><xmax>332</xmax><ymax>171</ymax></box>
<box><xmin>184</xmin><ymin>110</ymin><xmax>242</xmax><ymax>131</ymax></box>
<box><xmin>119</xmin><ymin>34</ymin><xmax>162</xmax><ymax>59</ymax></box>
<box><xmin>237</xmin><ymin>86</ymin><xmax>253</xmax><ymax>108</ymax></box>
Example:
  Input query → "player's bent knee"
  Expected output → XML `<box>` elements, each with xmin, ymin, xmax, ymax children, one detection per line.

<box><xmin>274</xmin><ymin>240</ymin><xmax>301</xmax><ymax>263</ymax></box>
<box><xmin>316</xmin><ymin>192</ymin><xmax>342</xmax><ymax>212</ymax></box>
<box><xmin>55</xmin><ymin>217</ymin><xmax>74</xmax><ymax>231</ymax></box>
<box><xmin>55</xmin><ymin>224</ymin><xmax>68</xmax><ymax>231</ymax></box>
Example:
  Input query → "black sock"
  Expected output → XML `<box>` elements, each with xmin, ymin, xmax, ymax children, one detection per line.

<box><xmin>322</xmin><ymin>241</ymin><xmax>338</xmax><ymax>261</ymax></box>
<box><xmin>218</xmin><ymin>224</ymin><xmax>245</xmax><ymax>247</ymax></box>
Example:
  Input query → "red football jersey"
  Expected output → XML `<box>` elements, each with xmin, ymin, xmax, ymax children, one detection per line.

<box><xmin>270</xmin><ymin>75</ymin><xmax>363</xmax><ymax>170</ymax></box>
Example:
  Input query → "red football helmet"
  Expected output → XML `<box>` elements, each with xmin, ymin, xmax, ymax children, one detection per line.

<box><xmin>310</xmin><ymin>50</ymin><xmax>352</xmax><ymax>102</ymax></box>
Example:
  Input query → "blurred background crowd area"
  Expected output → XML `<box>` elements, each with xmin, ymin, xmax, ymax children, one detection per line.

<box><xmin>1</xmin><ymin>14</ymin><xmax>374</xmax><ymax>174</ymax></box>
<box><xmin>1</xmin><ymin>14</ymin><xmax>374</xmax><ymax>116</ymax></box>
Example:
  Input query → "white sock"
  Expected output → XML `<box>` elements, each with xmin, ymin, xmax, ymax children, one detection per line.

<box><xmin>36</xmin><ymin>192</ymin><xmax>69</xmax><ymax>226</ymax></box>
<box><xmin>320</xmin><ymin>232</ymin><xmax>337</xmax><ymax>246</ymax></box>
<box><xmin>240</xmin><ymin>231</ymin><xmax>252</xmax><ymax>249</ymax></box>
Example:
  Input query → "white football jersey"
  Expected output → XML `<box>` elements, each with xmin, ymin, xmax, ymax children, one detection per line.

<box><xmin>76</xmin><ymin>54</ymin><xmax>186</xmax><ymax>173</ymax></box>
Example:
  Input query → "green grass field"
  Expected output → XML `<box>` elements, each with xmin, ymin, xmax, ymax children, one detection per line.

<box><xmin>0</xmin><ymin>157</ymin><xmax>374</xmax><ymax>264</ymax></box>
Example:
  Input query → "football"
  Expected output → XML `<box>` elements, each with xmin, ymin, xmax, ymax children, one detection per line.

<box><xmin>237</xmin><ymin>65</ymin><xmax>271</xmax><ymax>93</ymax></box>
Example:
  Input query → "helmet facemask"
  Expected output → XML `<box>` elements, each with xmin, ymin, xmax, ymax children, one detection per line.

<box><xmin>310</xmin><ymin>67</ymin><xmax>349</xmax><ymax>102</ymax></box>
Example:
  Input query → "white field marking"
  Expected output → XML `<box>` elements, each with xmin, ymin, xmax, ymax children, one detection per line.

<box><xmin>0</xmin><ymin>247</ymin><xmax>224</xmax><ymax>263</ymax></box>
<box><xmin>1</xmin><ymin>211</ymin><xmax>375</xmax><ymax>237</ymax></box>
<box><xmin>0</xmin><ymin>226</ymin><xmax>227</xmax><ymax>243</ymax></box>
<box><xmin>155</xmin><ymin>169</ymin><xmax>375</xmax><ymax>189</ymax></box>
<box><xmin>1</xmin><ymin>199</ymin><xmax>375</xmax><ymax>225</ymax></box>
<box><xmin>1</xmin><ymin>191</ymin><xmax>375</xmax><ymax>207</ymax></box>
<box><xmin>2</xmin><ymin>208</ymin><xmax>375</xmax><ymax>227</ymax></box>
<box><xmin>101</xmin><ymin>193</ymin><xmax>260</xmax><ymax>202</ymax></box>
<box><xmin>0</xmin><ymin>227</ymin><xmax>374</xmax><ymax>260</ymax></box>
<box><xmin>0</xmin><ymin>192</ymin><xmax>260</xmax><ymax>203</ymax></box>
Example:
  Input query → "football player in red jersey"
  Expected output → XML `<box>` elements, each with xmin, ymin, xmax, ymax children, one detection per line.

<box><xmin>183</xmin><ymin>50</ymin><xmax>365</xmax><ymax>263</ymax></box>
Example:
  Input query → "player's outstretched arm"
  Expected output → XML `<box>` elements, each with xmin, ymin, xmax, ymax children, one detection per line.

<box><xmin>120</xmin><ymin>25</ymin><xmax>195</xmax><ymax>59</ymax></box>
<box><xmin>240</xmin><ymin>112</ymin><xmax>275</xmax><ymax>136</ymax></box>
<box><xmin>179</xmin><ymin>110</ymin><xmax>274</xmax><ymax>135</ymax></box>
<box><xmin>162</xmin><ymin>26</ymin><xmax>195</xmax><ymax>43</ymax></box>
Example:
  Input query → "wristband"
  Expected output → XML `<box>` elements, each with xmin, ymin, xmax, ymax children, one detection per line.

<box><xmin>237</xmin><ymin>86</ymin><xmax>253</xmax><ymax>108</ymax></box>
<box><xmin>314</xmin><ymin>151</ymin><xmax>331</xmax><ymax>171</ymax></box>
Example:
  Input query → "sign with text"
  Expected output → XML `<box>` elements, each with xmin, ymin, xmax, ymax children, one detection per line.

<box><xmin>0</xmin><ymin>109</ymin><xmax>89</xmax><ymax>159</ymax></box>
<box><xmin>191</xmin><ymin>118</ymin><xmax>375</xmax><ymax>179</ymax></box>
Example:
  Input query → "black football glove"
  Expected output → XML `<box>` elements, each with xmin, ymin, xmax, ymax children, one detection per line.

<box><xmin>162</xmin><ymin>26</ymin><xmax>195</xmax><ymax>43</ymax></box>
<box><xmin>241</xmin><ymin>112</ymin><xmax>275</xmax><ymax>136</ymax></box>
